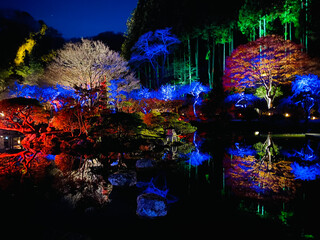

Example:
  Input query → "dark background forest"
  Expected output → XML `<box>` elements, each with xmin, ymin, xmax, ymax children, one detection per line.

<box><xmin>1</xmin><ymin>0</ymin><xmax>320</xmax><ymax>92</ymax></box>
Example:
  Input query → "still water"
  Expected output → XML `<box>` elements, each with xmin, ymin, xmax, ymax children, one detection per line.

<box><xmin>0</xmin><ymin>131</ymin><xmax>319</xmax><ymax>239</ymax></box>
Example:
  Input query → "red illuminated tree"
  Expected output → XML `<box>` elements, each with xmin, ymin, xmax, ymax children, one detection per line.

<box><xmin>223</xmin><ymin>35</ymin><xmax>317</xmax><ymax>109</ymax></box>
<box><xmin>0</xmin><ymin>98</ymin><xmax>49</xmax><ymax>134</ymax></box>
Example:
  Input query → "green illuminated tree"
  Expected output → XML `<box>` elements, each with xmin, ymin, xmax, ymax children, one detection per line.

<box><xmin>238</xmin><ymin>0</ymin><xmax>262</xmax><ymax>41</ymax></box>
<box><xmin>279</xmin><ymin>0</ymin><xmax>300</xmax><ymax>40</ymax></box>
<box><xmin>238</xmin><ymin>0</ymin><xmax>278</xmax><ymax>41</ymax></box>
<box><xmin>254</xmin><ymin>86</ymin><xmax>283</xmax><ymax>106</ymax></box>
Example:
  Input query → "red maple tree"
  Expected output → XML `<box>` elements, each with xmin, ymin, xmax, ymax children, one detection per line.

<box><xmin>223</xmin><ymin>35</ymin><xmax>318</xmax><ymax>109</ymax></box>
<box><xmin>0</xmin><ymin>98</ymin><xmax>49</xmax><ymax>134</ymax></box>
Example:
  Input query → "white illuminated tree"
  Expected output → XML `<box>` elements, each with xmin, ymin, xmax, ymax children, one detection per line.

<box><xmin>45</xmin><ymin>39</ymin><xmax>139</xmax><ymax>106</ymax></box>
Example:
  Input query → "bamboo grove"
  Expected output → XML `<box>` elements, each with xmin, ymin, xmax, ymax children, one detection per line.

<box><xmin>122</xmin><ymin>0</ymin><xmax>316</xmax><ymax>90</ymax></box>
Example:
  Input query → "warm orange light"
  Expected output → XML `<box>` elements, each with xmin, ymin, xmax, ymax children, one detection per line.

<box><xmin>284</xmin><ymin>113</ymin><xmax>290</xmax><ymax>117</ymax></box>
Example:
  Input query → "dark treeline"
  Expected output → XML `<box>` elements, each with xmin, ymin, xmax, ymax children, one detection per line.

<box><xmin>0</xmin><ymin>9</ymin><xmax>126</xmax><ymax>94</ymax></box>
<box><xmin>0</xmin><ymin>9</ymin><xmax>64</xmax><ymax>69</ymax></box>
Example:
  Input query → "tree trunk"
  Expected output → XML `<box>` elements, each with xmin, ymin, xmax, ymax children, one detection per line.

<box><xmin>223</xmin><ymin>43</ymin><xmax>226</xmax><ymax>72</ymax></box>
<box><xmin>183</xmin><ymin>49</ymin><xmax>187</xmax><ymax>84</ymax></box>
<box><xmin>207</xmin><ymin>39</ymin><xmax>212</xmax><ymax>88</ymax></box>
<box><xmin>188</xmin><ymin>35</ymin><xmax>192</xmax><ymax>85</ymax></box>
<box><xmin>195</xmin><ymin>37</ymin><xmax>199</xmax><ymax>79</ymax></box>
<box><xmin>266</xmin><ymin>93</ymin><xmax>273</xmax><ymax>109</ymax></box>
<box><xmin>263</xmin><ymin>16</ymin><xmax>266</xmax><ymax>36</ymax></box>
<box><xmin>284</xmin><ymin>22</ymin><xmax>287</xmax><ymax>40</ymax></box>
<box><xmin>259</xmin><ymin>18</ymin><xmax>262</xmax><ymax>38</ymax></box>
<box><xmin>211</xmin><ymin>37</ymin><xmax>215</xmax><ymax>87</ymax></box>
<box><xmin>265</xmin><ymin>133</ymin><xmax>272</xmax><ymax>170</ymax></box>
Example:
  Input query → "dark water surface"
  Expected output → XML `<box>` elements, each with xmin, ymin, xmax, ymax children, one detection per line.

<box><xmin>0</xmin><ymin>130</ymin><xmax>319</xmax><ymax>239</ymax></box>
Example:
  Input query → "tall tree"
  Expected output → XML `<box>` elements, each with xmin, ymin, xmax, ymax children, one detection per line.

<box><xmin>238</xmin><ymin>0</ymin><xmax>279</xmax><ymax>41</ymax></box>
<box><xmin>130</xmin><ymin>28</ymin><xmax>180</xmax><ymax>88</ymax></box>
<box><xmin>279</xmin><ymin>0</ymin><xmax>300</xmax><ymax>40</ymax></box>
<box><xmin>45</xmin><ymin>39</ymin><xmax>139</xmax><ymax>107</ymax></box>
<box><xmin>223</xmin><ymin>35</ymin><xmax>316</xmax><ymax>109</ymax></box>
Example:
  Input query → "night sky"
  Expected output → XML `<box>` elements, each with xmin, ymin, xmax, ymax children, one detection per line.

<box><xmin>0</xmin><ymin>0</ymin><xmax>138</xmax><ymax>39</ymax></box>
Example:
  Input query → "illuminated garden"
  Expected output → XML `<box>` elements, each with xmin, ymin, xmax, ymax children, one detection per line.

<box><xmin>1</xmin><ymin>0</ymin><xmax>320</xmax><ymax>239</ymax></box>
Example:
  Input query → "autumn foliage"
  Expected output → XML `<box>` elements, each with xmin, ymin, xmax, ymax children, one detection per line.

<box><xmin>223</xmin><ymin>35</ymin><xmax>318</xmax><ymax>108</ymax></box>
<box><xmin>0</xmin><ymin>97</ymin><xmax>49</xmax><ymax>134</ymax></box>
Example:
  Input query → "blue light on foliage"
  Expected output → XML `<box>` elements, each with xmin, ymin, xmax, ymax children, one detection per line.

<box><xmin>46</xmin><ymin>154</ymin><xmax>56</xmax><ymax>161</ymax></box>
<box><xmin>129</xmin><ymin>81</ymin><xmax>209</xmax><ymax>117</ymax></box>
<box><xmin>10</xmin><ymin>82</ymin><xmax>77</xmax><ymax>111</ymax></box>
<box><xmin>136</xmin><ymin>177</ymin><xmax>168</xmax><ymax>198</ymax></box>
<box><xmin>179</xmin><ymin>82</ymin><xmax>210</xmax><ymax>117</ymax></box>
<box><xmin>225</xmin><ymin>93</ymin><xmax>259</xmax><ymax>108</ymax></box>
<box><xmin>184</xmin><ymin>131</ymin><xmax>211</xmax><ymax>167</ymax></box>
<box><xmin>227</xmin><ymin>142</ymin><xmax>256</xmax><ymax>157</ymax></box>
<box><xmin>291</xmin><ymin>162</ymin><xmax>320</xmax><ymax>181</ymax></box>
<box><xmin>129</xmin><ymin>84</ymin><xmax>184</xmax><ymax>101</ymax></box>
<box><xmin>294</xmin><ymin>145</ymin><xmax>318</xmax><ymax>162</ymax></box>
<box><xmin>136</xmin><ymin>177</ymin><xmax>178</xmax><ymax>203</ymax></box>
<box><xmin>292</xmin><ymin>74</ymin><xmax>320</xmax><ymax>96</ymax></box>
<box><xmin>250</xmin><ymin>182</ymin><xmax>266</xmax><ymax>194</ymax></box>
<box><xmin>282</xmin><ymin>145</ymin><xmax>318</xmax><ymax>162</ymax></box>
<box><xmin>159</xmin><ymin>84</ymin><xmax>180</xmax><ymax>101</ymax></box>
<box><xmin>185</xmin><ymin>150</ymin><xmax>211</xmax><ymax>167</ymax></box>
<box><xmin>291</xmin><ymin>74</ymin><xmax>320</xmax><ymax>118</ymax></box>
<box><xmin>130</xmin><ymin>87</ymin><xmax>152</xmax><ymax>100</ymax></box>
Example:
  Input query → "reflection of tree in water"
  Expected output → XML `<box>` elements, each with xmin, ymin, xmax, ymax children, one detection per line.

<box><xmin>53</xmin><ymin>157</ymin><xmax>112</xmax><ymax>208</ymax></box>
<box><xmin>0</xmin><ymin>149</ymin><xmax>51</xmax><ymax>179</ymax></box>
<box><xmin>0</xmin><ymin>148</ymin><xmax>112</xmax><ymax>208</ymax></box>
<box><xmin>253</xmin><ymin>133</ymin><xmax>280</xmax><ymax>171</ymax></box>
<box><xmin>225</xmin><ymin>134</ymin><xmax>296</xmax><ymax>200</ymax></box>
<box><xmin>285</xmin><ymin>143</ymin><xmax>320</xmax><ymax>181</ymax></box>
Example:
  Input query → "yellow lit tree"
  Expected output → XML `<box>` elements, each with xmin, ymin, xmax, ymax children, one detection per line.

<box><xmin>14</xmin><ymin>23</ymin><xmax>47</xmax><ymax>65</ymax></box>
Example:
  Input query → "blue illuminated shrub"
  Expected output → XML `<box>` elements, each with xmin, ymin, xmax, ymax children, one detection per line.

<box><xmin>291</xmin><ymin>162</ymin><xmax>320</xmax><ymax>181</ymax></box>
<box><xmin>225</xmin><ymin>93</ymin><xmax>259</xmax><ymax>108</ymax></box>
<box><xmin>10</xmin><ymin>82</ymin><xmax>77</xmax><ymax>111</ymax></box>
<box><xmin>291</xmin><ymin>74</ymin><xmax>320</xmax><ymax>118</ymax></box>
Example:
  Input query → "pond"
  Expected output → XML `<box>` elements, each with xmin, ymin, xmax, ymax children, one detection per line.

<box><xmin>0</xmin><ymin>130</ymin><xmax>319</xmax><ymax>239</ymax></box>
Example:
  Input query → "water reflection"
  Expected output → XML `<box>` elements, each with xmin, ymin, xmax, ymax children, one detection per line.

<box><xmin>285</xmin><ymin>143</ymin><xmax>320</xmax><ymax>181</ymax></box>
<box><xmin>224</xmin><ymin>133</ymin><xmax>320</xmax><ymax>200</ymax></box>
<box><xmin>0</xmin><ymin>131</ymin><xmax>319</xmax><ymax>237</ymax></box>
<box><xmin>224</xmin><ymin>153</ymin><xmax>296</xmax><ymax>200</ymax></box>
<box><xmin>223</xmin><ymin>133</ymin><xmax>320</xmax><ymax>238</ymax></box>
<box><xmin>0</xmin><ymin>148</ymin><xmax>51</xmax><ymax>179</ymax></box>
